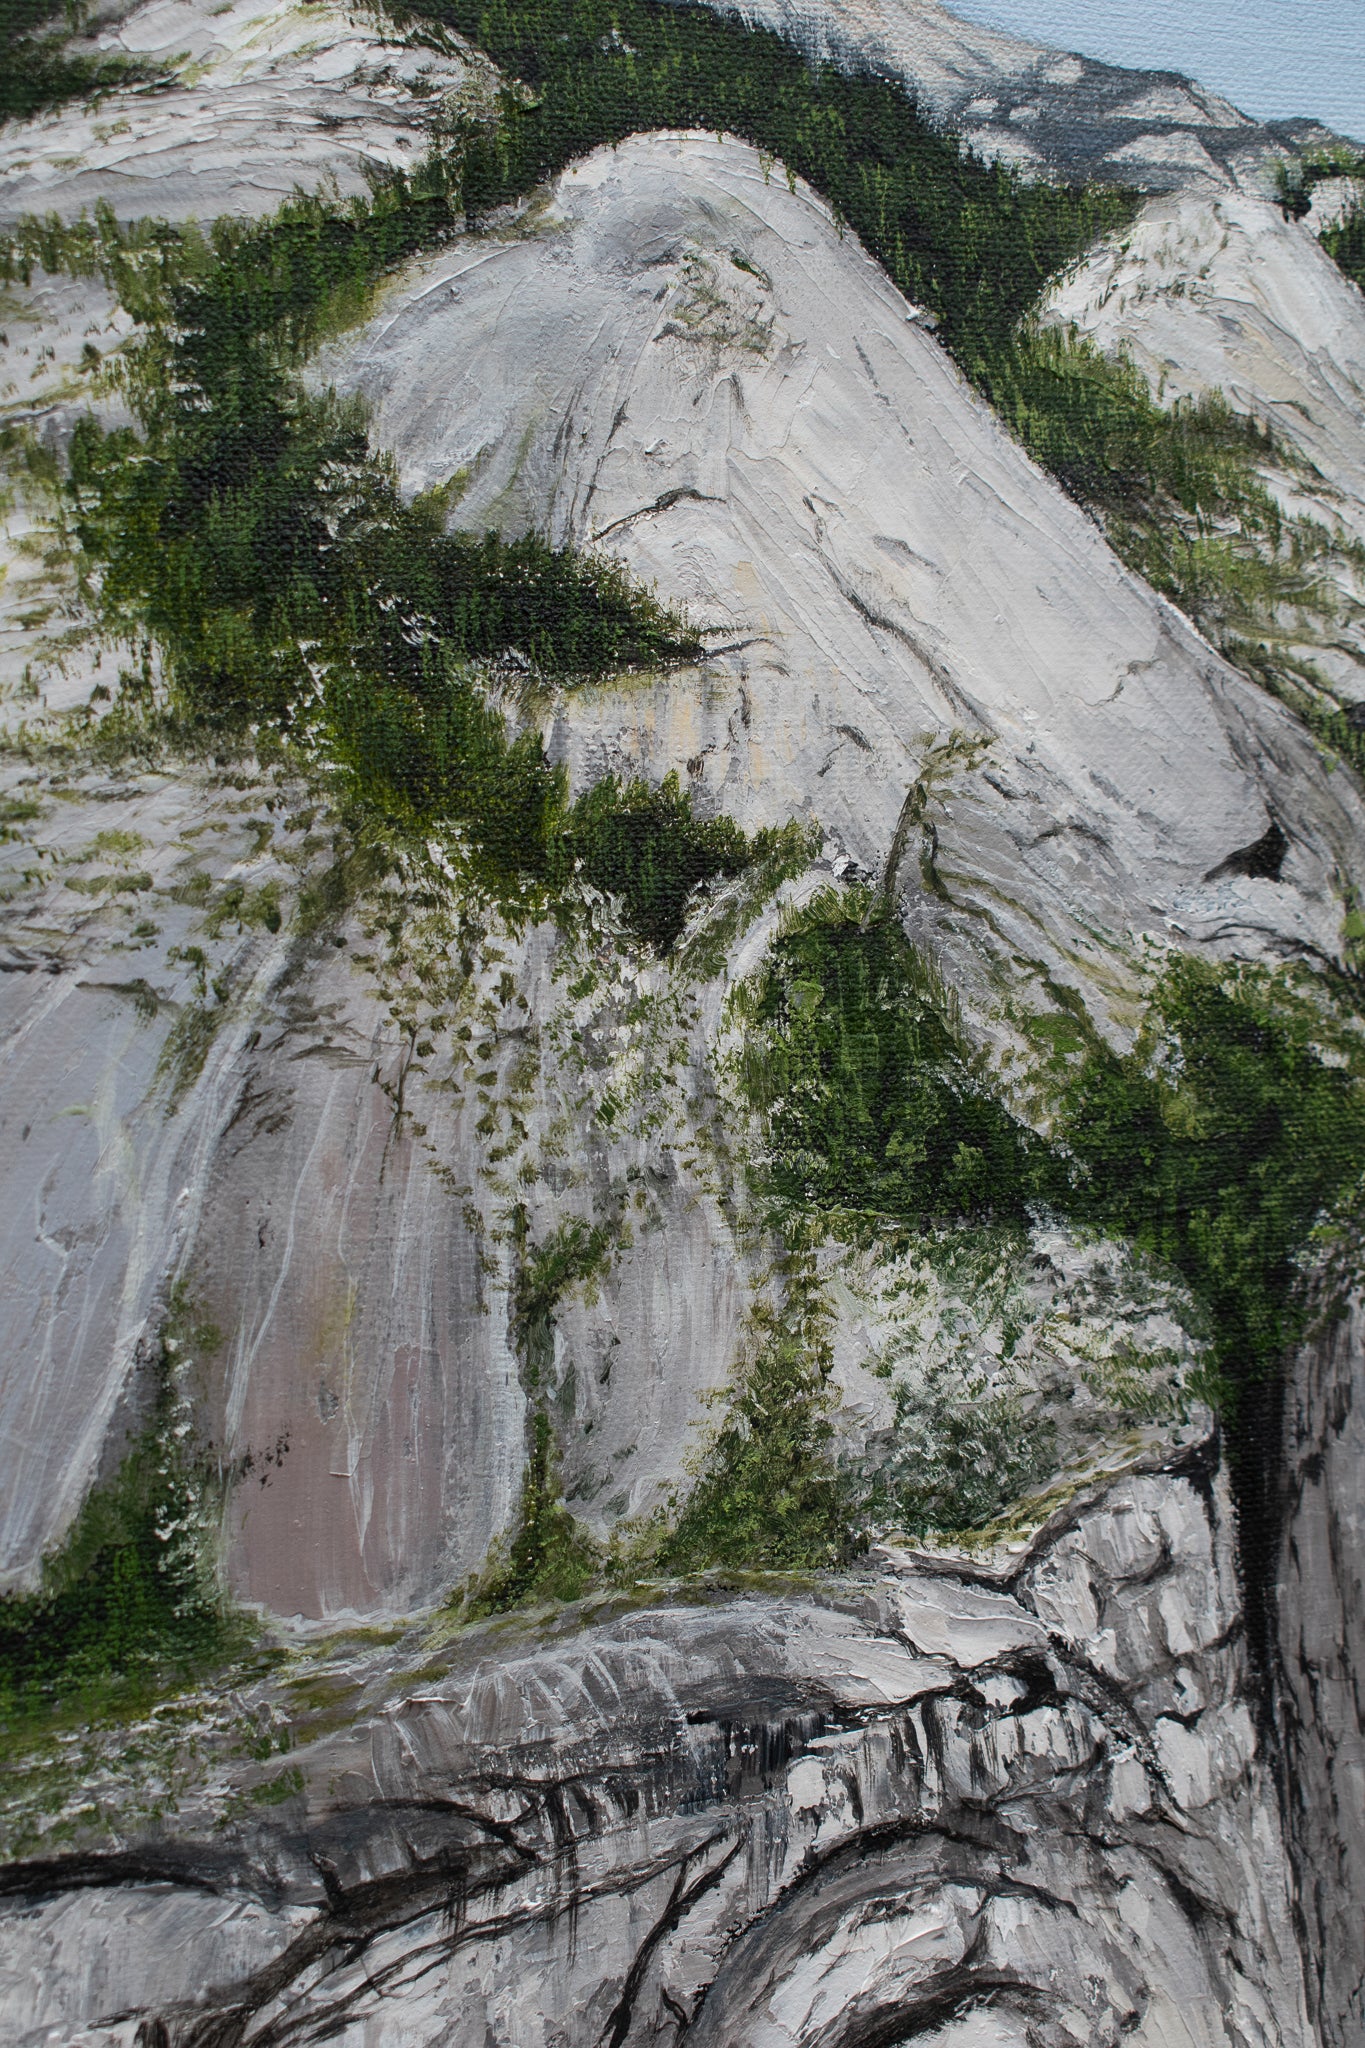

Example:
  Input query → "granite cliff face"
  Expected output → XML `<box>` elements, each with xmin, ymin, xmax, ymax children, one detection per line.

<box><xmin>1278</xmin><ymin>1295</ymin><xmax>1365</xmax><ymax>2048</ymax></box>
<box><xmin>0</xmin><ymin>0</ymin><xmax>494</xmax><ymax>227</ymax></box>
<box><xmin>0</xmin><ymin>1459</ymin><xmax>1312</xmax><ymax>2047</ymax></box>
<box><xmin>8</xmin><ymin>128</ymin><xmax>1363</xmax><ymax>1610</ymax></box>
<box><xmin>312</xmin><ymin>132</ymin><xmax>1365</xmax><ymax>1004</ymax></box>
<box><xmin>2</xmin><ymin>0</ymin><xmax>1365</xmax><ymax>2041</ymax></box>
<box><xmin>1040</xmin><ymin>185</ymin><xmax>1365</xmax><ymax>709</ymax></box>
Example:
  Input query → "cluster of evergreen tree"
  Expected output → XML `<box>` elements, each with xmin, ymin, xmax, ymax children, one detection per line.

<box><xmin>0</xmin><ymin>0</ymin><xmax>156</xmax><ymax>121</ymax></box>
<box><xmin>409</xmin><ymin>0</ymin><xmax>1349</xmax><ymax>715</ymax></box>
<box><xmin>417</xmin><ymin>0</ymin><xmax>1133</xmax><ymax>364</ymax></box>
<box><xmin>52</xmin><ymin>0</ymin><xmax>1363</xmax><ymax>923</ymax></box>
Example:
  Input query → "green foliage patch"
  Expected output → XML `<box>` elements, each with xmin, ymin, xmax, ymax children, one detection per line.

<box><xmin>1323</xmin><ymin>200</ymin><xmax>1365</xmax><ymax>295</ymax></box>
<box><xmin>869</xmin><ymin>1333</ymin><xmax>1060</xmax><ymax>1539</ymax></box>
<box><xmin>0</xmin><ymin>0</ymin><xmax>160</xmax><ymax>123</ymax></box>
<box><xmin>981</xmin><ymin>325</ymin><xmax>1280</xmax><ymax>555</ymax></box>
<box><xmin>18</xmin><ymin>0</ymin><xmax>1357</xmax><ymax>943</ymax></box>
<box><xmin>656</xmin><ymin>1273</ymin><xmax>851</xmax><ymax>1575</ymax></box>
<box><xmin>461</xmin><ymin>1409</ymin><xmax>602</xmax><ymax>1617</ymax></box>
<box><xmin>557</xmin><ymin>770</ymin><xmax>751</xmax><ymax>953</ymax></box>
<box><xmin>459</xmin><ymin>1213</ymin><xmax>613</xmax><ymax>1619</ymax></box>
<box><xmin>746</xmin><ymin>894</ymin><xmax>1365</xmax><ymax>1403</ymax></box>
<box><xmin>10</xmin><ymin>0</ymin><xmax>1365</xmax><ymax>1606</ymax></box>
<box><xmin>1046</xmin><ymin>952</ymin><xmax>1365</xmax><ymax>1397</ymax></box>
<box><xmin>0</xmin><ymin>1325</ymin><xmax>237</xmax><ymax>1731</ymax></box>
<box><xmin>1277</xmin><ymin>146</ymin><xmax>1365</xmax><ymax>296</ymax></box>
<box><xmin>416</xmin><ymin>0</ymin><xmax>1134</xmax><ymax>367</ymax></box>
<box><xmin>735</xmin><ymin>886</ymin><xmax>1037</xmax><ymax>1224</ymax></box>
<box><xmin>677</xmin><ymin>890</ymin><xmax>1365</xmax><ymax>1571</ymax></box>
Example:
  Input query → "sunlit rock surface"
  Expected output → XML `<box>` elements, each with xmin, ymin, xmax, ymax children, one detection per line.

<box><xmin>1042</xmin><ymin>187</ymin><xmax>1365</xmax><ymax>702</ymax></box>
<box><xmin>0</xmin><ymin>1457</ymin><xmax>1313</xmax><ymax>2045</ymax></box>
<box><xmin>0</xmin><ymin>0</ymin><xmax>491</xmax><ymax>227</ymax></box>
<box><xmin>315</xmin><ymin>132</ymin><xmax>1365</xmax><ymax>1009</ymax></box>
<box><xmin>0</xmin><ymin>756</ymin><xmax>760</xmax><ymax>1614</ymax></box>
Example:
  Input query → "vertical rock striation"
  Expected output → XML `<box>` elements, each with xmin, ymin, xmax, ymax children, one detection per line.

<box><xmin>1279</xmin><ymin>1293</ymin><xmax>1365</xmax><ymax>2047</ymax></box>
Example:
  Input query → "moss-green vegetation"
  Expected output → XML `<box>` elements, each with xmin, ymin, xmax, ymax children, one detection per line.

<box><xmin>0</xmin><ymin>0</ymin><xmax>159</xmax><ymax>122</ymax></box>
<box><xmin>459</xmin><ymin>1214</ymin><xmax>612</xmax><ymax>1618</ymax></box>
<box><xmin>751</xmin><ymin>894</ymin><xmax>1365</xmax><ymax>1400</ymax></box>
<box><xmin>871</xmin><ymin>1332</ymin><xmax>1059</xmax><ymax>1538</ymax></box>
<box><xmin>983</xmin><ymin>315</ymin><xmax>1365</xmax><ymax>776</ymax></box>
<box><xmin>10</xmin><ymin>131</ymin><xmax>792</xmax><ymax>948</ymax></box>
<box><xmin>734</xmin><ymin>885</ymin><xmax>1036</xmax><ymax>1224</ymax></box>
<box><xmin>981</xmin><ymin>326</ymin><xmax>1282</xmax><ymax>585</ymax></box>
<box><xmin>67</xmin><ymin>389</ymin><xmax>689</xmax><ymax>732</ymax></box>
<box><xmin>1324</xmin><ymin>200</ymin><xmax>1365</xmax><ymax>295</ymax></box>
<box><xmin>656</xmin><ymin>1265</ymin><xmax>852</xmax><ymax>1574</ymax></box>
<box><xmin>1043</xmin><ymin>953</ymin><xmax>1365</xmax><ymax>1397</ymax></box>
<box><xmin>461</xmin><ymin>1408</ymin><xmax>602</xmax><ymax>1617</ymax></box>
<box><xmin>0</xmin><ymin>1310</ymin><xmax>240</xmax><ymax>1733</ymax></box>
<box><xmin>558</xmin><ymin>770</ymin><xmax>751</xmax><ymax>953</ymax></box>
<box><xmin>973</xmin><ymin>314</ymin><xmax>1365</xmax><ymax>754</ymax></box>
<box><xmin>1278</xmin><ymin>145</ymin><xmax>1365</xmax><ymax>295</ymax></box>
<box><xmin>9</xmin><ymin>0</ymin><xmax>1363</xmax><ymax>1609</ymax></box>
<box><xmin>673</xmin><ymin>818</ymin><xmax>820</xmax><ymax>982</ymax></box>
<box><xmin>0</xmin><ymin>204</ymin><xmax>208</xmax><ymax>326</ymax></box>
<box><xmin>1276</xmin><ymin>144</ymin><xmax>1365</xmax><ymax>219</ymax></box>
<box><xmin>13</xmin><ymin>0</ymin><xmax>1354</xmax><ymax>932</ymax></box>
<box><xmin>669</xmin><ymin>889</ymin><xmax>1365</xmax><ymax>1570</ymax></box>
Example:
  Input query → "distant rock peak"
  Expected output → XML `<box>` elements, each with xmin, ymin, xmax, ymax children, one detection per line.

<box><xmin>667</xmin><ymin>0</ymin><xmax>1356</xmax><ymax>190</ymax></box>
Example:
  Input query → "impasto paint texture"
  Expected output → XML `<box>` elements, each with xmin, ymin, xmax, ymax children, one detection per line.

<box><xmin>0</xmin><ymin>1</ymin><xmax>1362</xmax><ymax>2040</ymax></box>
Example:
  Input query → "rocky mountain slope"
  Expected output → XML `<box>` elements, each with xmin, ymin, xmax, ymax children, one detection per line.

<box><xmin>312</xmin><ymin>132</ymin><xmax>1365</xmax><ymax>1000</ymax></box>
<box><xmin>2</xmin><ymin>1</ymin><xmax>1365</xmax><ymax>2042</ymax></box>
<box><xmin>675</xmin><ymin>0</ymin><xmax>1356</xmax><ymax>188</ymax></box>
<box><xmin>0</xmin><ymin>1462</ymin><xmax>1309</xmax><ymax>2047</ymax></box>
<box><xmin>1040</xmin><ymin>186</ymin><xmax>1365</xmax><ymax>710</ymax></box>
<box><xmin>0</xmin><ymin>0</ymin><xmax>494</xmax><ymax>226</ymax></box>
<box><xmin>7</xmin><ymin>125</ymin><xmax>1360</xmax><ymax>1612</ymax></box>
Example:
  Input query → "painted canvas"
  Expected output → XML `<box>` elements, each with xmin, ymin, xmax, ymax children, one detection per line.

<box><xmin>1</xmin><ymin>0</ymin><xmax>1364</xmax><ymax>2039</ymax></box>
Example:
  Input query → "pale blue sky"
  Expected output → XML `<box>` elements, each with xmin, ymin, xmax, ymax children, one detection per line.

<box><xmin>945</xmin><ymin>0</ymin><xmax>1365</xmax><ymax>143</ymax></box>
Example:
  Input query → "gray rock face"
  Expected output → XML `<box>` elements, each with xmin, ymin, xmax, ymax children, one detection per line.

<box><xmin>0</xmin><ymin>0</ymin><xmax>491</xmax><ymax>227</ymax></box>
<box><xmin>1</xmin><ymin>6</ymin><xmax>1364</xmax><ymax>2041</ymax></box>
<box><xmin>0</xmin><ymin>1456</ymin><xmax>1313</xmax><ymax>2045</ymax></box>
<box><xmin>1278</xmin><ymin>1294</ymin><xmax>1365</xmax><ymax>2048</ymax></box>
<box><xmin>1041</xmin><ymin>187</ymin><xmax>1365</xmax><ymax>705</ymax></box>
<box><xmin>0</xmin><ymin>757</ymin><xmax>752</xmax><ymax>1614</ymax></box>
<box><xmin>316</xmin><ymin>132</ymin><xmax>1365</xmax><ymax>1023</ymax></box>
<box><xmin>667</xmin><ymin>0</ymin><xmax>1356</xmax><ymax>189</ymax></box>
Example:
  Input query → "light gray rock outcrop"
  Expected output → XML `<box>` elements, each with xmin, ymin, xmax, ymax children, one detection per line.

<box><xmin>316</xmin><ymin>132</ymin><xmax>1365</xmax><ymax>1012</ymax></box>
<box><xmin>1041</xmin><ymin>186</ymin><xmax>1365</xmax><ymax>704</ymax></box>
<box><xmin>0</xmin><ymin>1454</ymin><xmax>1314</xmax><ymax>2045</ymax></box>
<box><xmin>0</xmin><ymin>757</ymin><xmax>755</xmax><ymax>1613</ymax></box>
<box><xmin>0</xmin><ymin>0</ymin><xmax>492</xmax><ymax>227</ymax></box>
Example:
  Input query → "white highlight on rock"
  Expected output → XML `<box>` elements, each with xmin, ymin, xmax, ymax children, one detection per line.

<box><xmin>0</xmin><ymin>0</ymin><xmax>490</xmax><ymax>225</ymax></box>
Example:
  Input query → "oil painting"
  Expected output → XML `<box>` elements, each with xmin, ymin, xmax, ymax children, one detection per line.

<box><xmin>1</xmin><ymin>0</ymin><xmax>1364</xmax><ymax>2041</ymax></box>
